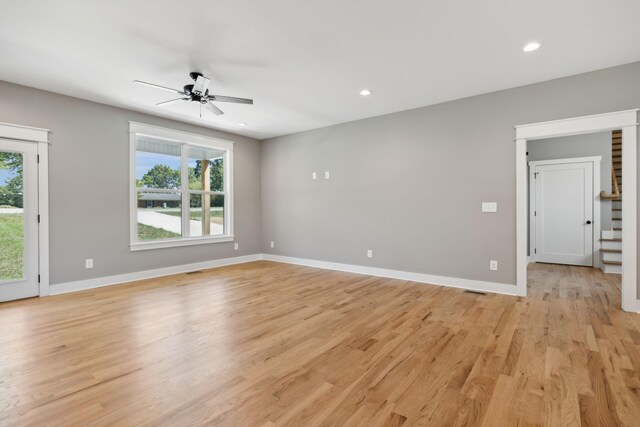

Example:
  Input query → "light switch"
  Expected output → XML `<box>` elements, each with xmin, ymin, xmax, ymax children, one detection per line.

<box><xmin>312</xmin><ymin>172</ymin><xmax>317</xmax><ymax>180</ymax></box>
<box><xmin>482</xmin><ymin>202</ymin><xmax>497</xmax><ymax>213</ymax></box>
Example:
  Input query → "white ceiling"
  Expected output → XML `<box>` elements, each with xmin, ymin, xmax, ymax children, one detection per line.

<box><xmin>0</xmin><ymin>1</ymin><xmax>639</xmax><ymax>140</ymax></box>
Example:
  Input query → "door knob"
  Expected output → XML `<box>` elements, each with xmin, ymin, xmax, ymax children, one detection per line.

<box><xmin>586</xmin><ymin>220</ymin><xmax>592</xmax><ymax>224</ymax></box>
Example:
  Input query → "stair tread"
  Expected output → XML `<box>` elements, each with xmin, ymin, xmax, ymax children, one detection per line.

<box><xmin>613</xmin><ymin>227</ymin><xmax>622</xmax><ymax>231</ymax></box>
<box><xmin>600</xmin><ymin>238</ymin><xmax>622</xmax><ymax>241</ymax></box>
<box><xmin>612</xmin><ymin>218</ymin><xmax>622</xmax><ymax>221</ymax></box>
<box><xmin>602</xmin><ymin>260</ymin><xmax>622</xmax><ymax>265</ymax></box>
<box><xmin>613</xmin><ymin>208</ymin><xmax>621</xmax><ymax>211</ymax></box>
<box><xmin>601</xmin><ymin>248</ymin><xmax>622</xmax><ymax>253</ymax></box>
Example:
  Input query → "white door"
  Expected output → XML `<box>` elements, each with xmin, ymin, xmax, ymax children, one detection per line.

<box><xmin>0</xmin><ymin>140</ymin><xmax>39</xmax><ymax>301</ymax></box>
<box><xmin>533</xmin><ymin>161</ymin><xmax>594</xmax><ymax>266</ymax></box>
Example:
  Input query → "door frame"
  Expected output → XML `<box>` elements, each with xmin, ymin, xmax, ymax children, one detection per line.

<box><xmin>515</xmin><ymin>109</ymin><xmax>639</xmax><ymax>312</ymax></box>
<box><xmin>528</xmin><ymin>156</ymin><xmax>601</xmax><ymax>268</ymax></box>
<box><xmin>0</xmin><ymin>122</ymin><xmax>50</xmax><ymax>297</ymax></box>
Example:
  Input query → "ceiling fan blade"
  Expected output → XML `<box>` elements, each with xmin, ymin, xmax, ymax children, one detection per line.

<box><xmin>206</xmin><ymin>102</ymin><xmax>224</xmax><ymax>116</ymax></box>
<box><xmin>134</xmin><ymin>80</ymin><xmax>185</xmax><ymax>95</ymax></box>
<box><xmin>208</xmin><ymin>95</ymin><xmax>254</xmax><ymax>104</ymax></box>
<box><xmin>193</xmin><ymin>76</ymin><xmax>211</xmax><ymax>96</ymax></box>
<box><xmin>156</xmin><ymin>97</ymin><xmax>189</xmax><ymax>107</ymax></box>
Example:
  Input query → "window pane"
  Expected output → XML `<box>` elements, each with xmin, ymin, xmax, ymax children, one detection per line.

<box><xmin>188</xmin><ymin>147</ymin><xmax>224</xmax><ymax>191</ymax></box>
<box><xmin>136</xmin><ymin>137</ymin><xmax>181</xmax><ymax>189</ymax></box>
<box><xmin>189</xmin><ymin>193</ymin><xmax>224</xmax><ymax>237</ymax></box>
<box><xmin>0</xmin><ymin>151</ymin><xmax>24</xmax><ymax>281</ymax></box>
<box><xmin>136</xmin><ymin>191</ymin><xmax>182</xmax><ymax>240</ymax></box>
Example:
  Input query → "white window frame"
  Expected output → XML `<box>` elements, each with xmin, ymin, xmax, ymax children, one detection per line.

<box><xmin>129</xmin><ymin>122</ymin><xmax>234</xmax><ymax>251</ymax></box>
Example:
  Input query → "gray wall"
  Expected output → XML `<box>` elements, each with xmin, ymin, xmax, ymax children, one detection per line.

<box><xmin>0</xmin><ymin>80</ymin><xmax>262</xmax><ymax>285</ymax></box>
<box><xmin>261</xmin><ymin>61</ymin><xmax>640</xmax><ymax>292</ymax></box>
<box><xmin>528</xmin><ymin>132</ymin><xmax>612</xmax><ymax>234</ymax></box>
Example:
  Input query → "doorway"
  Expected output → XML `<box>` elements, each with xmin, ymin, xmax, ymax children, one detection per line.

<box><xmin>529</xmin><ymin>157</ymin><xmax>599</xmax><ymax>267</ymax></box>
<box><xmin>515</xmin><ymin>109</ymin><xmax>639</xmax><ymax>312</ymax></box>
<box><xmin>0</xmin><ymin>123</ymin><xmax>49</xmax><ymax>302</ymax></box>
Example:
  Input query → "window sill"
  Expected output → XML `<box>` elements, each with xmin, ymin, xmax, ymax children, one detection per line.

<box><xmin>130</xmin><ymin>235</ymin><xmax>234</xmax><ymax>251</ymax></box>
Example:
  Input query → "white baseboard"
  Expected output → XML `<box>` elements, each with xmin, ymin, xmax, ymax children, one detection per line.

<box><xmin>49</xmin><ymin>254</ymin><xmax>262</xmax><ymax>295</ymax></box>
<box><xmin>262</xmin><ymin>254</ymin><xmax>525</xmax><ymax>297</ymax></box>
<box><xmin>44</xmin><ymin>252</ymin><xmax>640</xmax><ymax>311</ymax></box>
<box><xmin>622</xmin><ymin>297</ymin><xmax>640</xmax><ymax>313</ymax></box>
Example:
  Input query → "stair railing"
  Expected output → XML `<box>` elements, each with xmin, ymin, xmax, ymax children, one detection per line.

<box><xmin>600</xmin><ymin>162</ymin><xmax>620</xmax><ymax>199</ymax></box>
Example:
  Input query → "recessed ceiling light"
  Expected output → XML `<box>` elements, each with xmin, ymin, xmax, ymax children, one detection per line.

<box><xmin>523</xmin><ymin>42</ymin><xmax>541</xmax><ymax>52</ymax></box>
<box><xmin>238</xmin><ymin>122</ymin><xmax>247</xmax><ymax>127</ymax></box>
<box><xmin>360</xmin><ymin>89</ymin><xmax>371</xmax><ymax>96</ymax></box>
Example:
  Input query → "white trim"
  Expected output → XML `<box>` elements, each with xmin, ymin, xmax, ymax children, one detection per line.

<box><xmin>225</xmin><ymin>149</ymin><xmax>234</xmax><ymax>238</ymax></box>
<box><xmin>516</xmin><ymin>109</ymin><xmax>639</xmax><ymax>140</ymax></box>
<box><xmin>516</xmin><ymin>109</ymin><xmax>639</xmax><ymax>312</ymax></box>
<box><xmin>48</xmin><ymin>253</ymin><xmax>526</xmax><ymax>297</ymax></box>
<box><xmin>37</xmin><ymin>142</ymin><xmax>50</xmax><ymax>296</ymax></box>
<box><xmin>181</xmin><ymin>142</ymin><xmax>190</xmax><ymax>237</ymax></box>
<box><xmin>49</xmin><ymin>254</ymin><xmax>261</xmax><ymax>295</ymax></box>
<box><xmin>516</xmin><ymin>137</ymin><xmax>527</xmax><ymax>294</ymax></box>
<box><xmin>621</xmin><ymin>125</ymin><xmax>638</xmax><ymax>312</ymax></box>
<box><xmin>528</xmin><ymin>165</ymin><xmax>536</xmax><ymax>261</ymax></box>
<box><xmin>593</xmin><ymin>159</ymin><xmax>602</xmax><ymax>269</ymax></box>
<box><xmin>130</xmin><ymin>235</ymin><xmax>235</xmax><ymax>251</ymax></box>
<box><xmin>528</xmin><ymin>156</ymin><xmax>602</xmax><ymax>167</ymax></box>
<box><xmin>129</xmin><ymin>130</ymin><xmax>138</xmax><ymax>247</ymax></box>
<box><xmin>0</xmin><ymin>122</ymin><xmax>49</xmax><ymax>143</ymax></box>
<box><xmin>262</xmin><ymin>254</ymin><xmax>525</xmax><ymax>297</ymax></box>
<box><xmin>129</xmin><ymin>121</ymin><xmax>234</xmax><ymax>151</ymax></box>
<box><xmin>625</xmin><ymin>297</ymin><xmax>640</xmax><ymax>313</ymax></box>
<box><xmin>40</xmin><ymin>251</ymin><xmax>640</xmax><ymax>311</ymax></box>
<box><xmin>528</xmin><ymin>156</ymin><xmax>601</xmax><ymax>268</ymax></box>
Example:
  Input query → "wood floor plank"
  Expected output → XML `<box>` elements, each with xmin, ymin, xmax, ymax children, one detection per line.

<box><xmin>0</xmin><ymin>261</ymin><xmax>638</xmax><ymax>425</ymax></box>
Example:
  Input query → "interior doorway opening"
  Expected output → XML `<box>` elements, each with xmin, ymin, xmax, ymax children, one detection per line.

<box><xmin>515</xmin><ymin>109</ymin><xmax>638</xmax><ymax>312</ymax></box>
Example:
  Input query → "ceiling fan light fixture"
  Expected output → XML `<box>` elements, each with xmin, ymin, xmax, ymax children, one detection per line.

<box><xmin>192</xmin><ymin>76</ymin><xmax>211</xmax><ymax>96</ymax></box>
<box><xmin>134</xmin><ymin>72</ymin><xmax>253</xmax><ymax>118</ymax></box>
<box><xmin>523</xmin><ymin>42</ymin><xmax>541</xmax><ymax>52</ymax></box>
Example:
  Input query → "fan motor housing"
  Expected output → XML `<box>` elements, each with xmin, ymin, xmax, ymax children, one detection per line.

<box><xmin>183</xmin><ymin>84</ymin><xmax>208</xmax><ymax>102</ymax></box>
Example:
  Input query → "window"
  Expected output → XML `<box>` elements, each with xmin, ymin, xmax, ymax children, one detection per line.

<box><xmin>129</xmin><ymin>122</ymin><xmax>234</xmax><ymax>250</ymax></box>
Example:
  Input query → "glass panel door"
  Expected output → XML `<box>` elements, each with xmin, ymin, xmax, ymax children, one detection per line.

<box><xmin>0</xmin><ymin>140</ymin><xmax>39</xmax><ymax>302</ymax></box>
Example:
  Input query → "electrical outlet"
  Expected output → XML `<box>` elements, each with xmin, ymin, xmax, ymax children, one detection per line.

<box><xmin>489</xmin><ymin>260</ymin><xmax>498</xmax><ymax>271</ymax></box>
<box><xmin>482</xmin><ymin>202</ymin><xmax>498</xmax><ymax>213</ymax></box>
<box><xmin>367</xmin><ymin>249</ymin><xmax>373</xmax><ymax>258</ymax></box>
<box><xmin>234</xmin><ymin>242</ymin><xmax>239</xmax><ymax>250</ymax></box>
<box><xmin>270</xmin><ymin>241</ymin><xmax>275</xmax><ymax>248</ymax></box>
<box><xmin>85</xmin><ymin>259</ymin><xmax>94</xmax><ymax>269</ymax></box>
<box><xmin>312</xmin><ymin>172</ymin><xmax>317</xmax><ymax>180</ymax></box>
<box><xmin>325</xmin><ymin>171</ymin><xmax>330</xmax><ymax>179</ymax></box>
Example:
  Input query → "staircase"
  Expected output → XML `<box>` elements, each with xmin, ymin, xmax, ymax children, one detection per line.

<box><xmin>600</xmin><ymin>130</ymin><xmax>622</xmax><ymax>274</ymax></box>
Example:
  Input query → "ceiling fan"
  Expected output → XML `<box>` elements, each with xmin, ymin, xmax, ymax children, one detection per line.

<box><xmin>133</xmin><ymin>72</ymin><xmax>253</xmax><ymax>117</ymax></box>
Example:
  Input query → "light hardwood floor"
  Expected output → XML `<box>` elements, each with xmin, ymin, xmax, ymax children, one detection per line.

<box><xmin>0</xmin><ymin>261</ymin><xmax>639</xmax><ymax>426</ymax></box>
